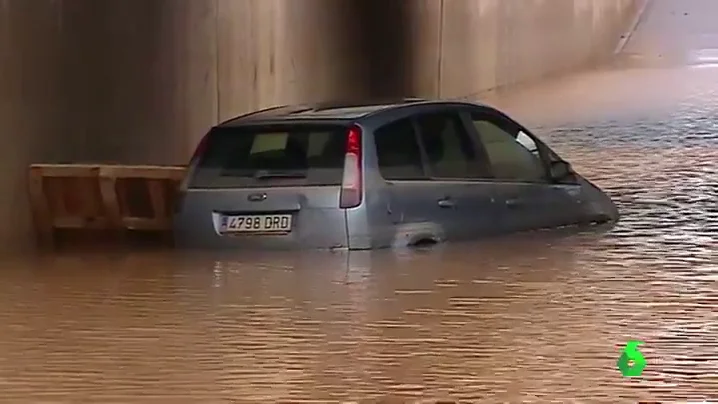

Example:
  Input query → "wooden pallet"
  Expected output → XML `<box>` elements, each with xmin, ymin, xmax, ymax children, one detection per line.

<box><xmin>28</xmin><ymin>164</ymin><xmax>186</xmax><ymax>247</ymax></box>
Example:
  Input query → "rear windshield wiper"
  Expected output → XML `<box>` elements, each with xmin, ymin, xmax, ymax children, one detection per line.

<box><xmin>253</xmin><ymin>170</ymin><xmax>307</xmax><ymax>179</ymax></box>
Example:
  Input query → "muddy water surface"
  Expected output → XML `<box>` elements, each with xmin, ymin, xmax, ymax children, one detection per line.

<box><xmin>0</xmin><ymin>64</ymin><xmax>714</xmax><ymax>403</ymax></box>
<box><xmin>1</xmin><ymin>3</ymin><xmax>717</xmax><ymax>403</ymax></box>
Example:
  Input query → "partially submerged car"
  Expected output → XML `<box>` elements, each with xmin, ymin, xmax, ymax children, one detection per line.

<box><xmin>173</xmin><ymin>99</ymin><xmax>618</xmax><ymax>250</ymax></box>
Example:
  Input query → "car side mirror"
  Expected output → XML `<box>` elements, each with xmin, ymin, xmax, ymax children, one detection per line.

<box><xmin>550</xmin><ymin>160</ymin><xmax>573</xmax><ymax>180</ymax></box>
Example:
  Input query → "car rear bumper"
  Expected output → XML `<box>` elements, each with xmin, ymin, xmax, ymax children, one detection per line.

<box><xmin>173</xmin><ymin>212</ymin><xmax>349</xmax><ymax>251</ymax></box>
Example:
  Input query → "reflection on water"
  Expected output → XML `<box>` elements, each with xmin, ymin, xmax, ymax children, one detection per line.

<box><xmin>0</xmin><ymin>222</ymin><xmax>715</xmax><ymax>403</ymax></box>
<box><xmin>2</xmin><ymin>7</ymin><xmax>718</xmax><ymax>404</ymax></box>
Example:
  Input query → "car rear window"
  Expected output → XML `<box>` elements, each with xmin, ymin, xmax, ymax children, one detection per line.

<box><xmin>189</xmin><ymin>124</ymin><xmax>348</xmax><ymax>189</ymax></box>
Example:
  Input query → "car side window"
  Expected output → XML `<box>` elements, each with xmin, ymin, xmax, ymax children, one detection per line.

<box><xmin>415</xmin><ymin>112</ymin><xmax>490</xmax><ymax>179</ymax></box>
<box><xmin>374</xmin><ymin>118</ymin><xmax>426</xmax><ymax>180</ymax></box>
<box><xmin>470</xmin><ymin>112</ymin><xmax>548</xmax><ymax>182</ymax></box>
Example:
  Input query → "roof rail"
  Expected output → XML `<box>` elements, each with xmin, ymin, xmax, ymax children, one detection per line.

<box><xmin>401</xmin><ymin>97</ymin><xmax>428</xmax><ymax>102</ymax></box>
<box><xmin>218</xmin><ymin>97</ymin><xmax>431</xmax><ymax>124</ymax></box>
<box><xmin>311</xmin><ymin>97</ymin><xmax>428</xmax><ymax>112</ymax></box>
<box><xmin>218</xmin><ymin>104</ymin><xmax>314</xmax><ymax>125</ymax></box>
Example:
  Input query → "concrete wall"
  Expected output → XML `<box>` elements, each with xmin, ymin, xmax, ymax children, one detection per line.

<box><xmin>0</xmin><ymin>0</ymin><xmax>639</xmax><ymax>251</ymax></box>
<box><xmin>411</xmin><ymin>0</ymin><xmax>640</xmax><ymax>98</ymax></box>
<box><xmin>0</xmin><ymin>1</ymin><xmax>69</xmax><ymax>249</ymax></box>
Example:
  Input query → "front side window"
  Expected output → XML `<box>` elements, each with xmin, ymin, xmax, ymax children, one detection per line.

<box><xmin>471</xmin><ymin>113</ymin><xmax>547</xmax><ymax>182</ymax></box>
<box><xmin>415</xmin><ymin>112</ymin><xmax>490</xmax><ymax>179</ymax></box>
<box><xmin>374</xmin><ymin>118</ymin><xmax>426</xmax><ymax>180</ymax></box>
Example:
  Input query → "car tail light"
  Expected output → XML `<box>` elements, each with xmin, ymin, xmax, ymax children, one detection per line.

<box><xmin>339</xmin><ymin>125</ymin><xmax>362</xmax><ymax>208</ymax></box>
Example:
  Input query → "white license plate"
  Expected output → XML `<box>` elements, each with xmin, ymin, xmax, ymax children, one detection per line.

<box><xmin>222</xmin><ymin>214</ymin><xmax>292</xmax><ymax>233</ymax></box>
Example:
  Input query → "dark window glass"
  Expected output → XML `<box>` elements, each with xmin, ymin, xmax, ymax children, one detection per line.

<box><xmin>471</xmin><ymin>113</ymin><xmax>547</xmax><ymax>182</ymax></box>
<box><xmin>374</xmin><ymin>119</ymin><xmax>425</xmax><ymax>180</ymax></box>
<box><xmin>189</xmin><ymin>124</ymin><xmax>347</xmax><ymax>188</ymax></box>
<box><xmin>415</xmin><ymin>112</ymin><xmax>489</xmax><ymax>179</ymax></box>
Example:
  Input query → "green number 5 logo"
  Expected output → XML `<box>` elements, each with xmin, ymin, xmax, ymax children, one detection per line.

<box><xmin>617</xmin><ymin>340</ymin><xmax>647</xmax><ymax>377</ymax></box>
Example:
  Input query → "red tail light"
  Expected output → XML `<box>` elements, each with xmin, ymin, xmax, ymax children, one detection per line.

<box><xmin>339</xmin><ymin>125</ymin><xmax>362</xmax><ymax>208</ymax></box>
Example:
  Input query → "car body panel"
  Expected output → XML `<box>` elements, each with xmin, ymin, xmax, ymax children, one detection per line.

<box><xmin>489</xmin><ymin>182</ymin><xmax>583</xmax><ymax>233</ymax></box>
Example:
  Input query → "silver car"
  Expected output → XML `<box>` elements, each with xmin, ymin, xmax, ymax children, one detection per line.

<box><xmin>173</xmin><ymin>99</ymin><xmax>618</xmax><ymax>250</ymax></box>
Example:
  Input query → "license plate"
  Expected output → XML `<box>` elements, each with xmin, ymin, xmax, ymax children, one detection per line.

<box><xmin>222</xmin><ymin>214</ymin><xmax>292</xmax><ymax>234</ymax></box>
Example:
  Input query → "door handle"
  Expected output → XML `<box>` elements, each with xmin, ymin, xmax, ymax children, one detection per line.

<box><xmin>505</xmin><ymin>198</ymin><xmax>523</xmax><ymax>208</ymax></box>
<box><xmin>437</xmin><ymin>198</ymin><xmax>455</xmax><ymax>208</ymax></box>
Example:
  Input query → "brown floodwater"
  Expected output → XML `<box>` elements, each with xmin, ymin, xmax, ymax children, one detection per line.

<box><xmin>0</xmin><ymin>1</ymin><xmax>717</xmax><ymax>403</ymax></box>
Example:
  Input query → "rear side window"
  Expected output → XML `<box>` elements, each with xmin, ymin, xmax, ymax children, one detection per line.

<box><xmin>415</xmin><ymin>112</ymin><xmax>489</xmax><ymax>179</ymax></box>
<box><xmin>189</xmin><ymin>124</ymin><xmax>347</xmax><ymax>189</ymax></box>
<box><xmin>374</xmin><ymin>119</ymin><xmax>426</xmax><ymax>180</ymax></box>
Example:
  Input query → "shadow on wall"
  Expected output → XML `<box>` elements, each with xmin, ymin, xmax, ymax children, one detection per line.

<box><xmin>332</xmin><ymin>0</ymin><xmax>415</xmax><ymax>100</ymax></box>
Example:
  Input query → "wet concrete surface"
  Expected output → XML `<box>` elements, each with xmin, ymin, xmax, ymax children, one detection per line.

<box><xmin>0</xmin><ymin>0</ymin><xmax>717</xmax><ymax>402</ymax></box>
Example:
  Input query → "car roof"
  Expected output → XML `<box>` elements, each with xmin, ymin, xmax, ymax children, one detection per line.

<box><xmin>217</xmin><ymin>98</ymin><xmax>489</xmax><ymax>127</ymax></box>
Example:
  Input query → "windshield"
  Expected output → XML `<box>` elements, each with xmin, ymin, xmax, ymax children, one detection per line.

<box><xmin>189</xmin><ymin>124</ymin><xmax>349</xmax><ymax>189</ymax></box>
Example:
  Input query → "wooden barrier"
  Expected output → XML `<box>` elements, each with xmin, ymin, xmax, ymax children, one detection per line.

<box><xmin>28</xmin><ymin>164</ymin><xmax>186</xmax><ymax>247</ymax></box>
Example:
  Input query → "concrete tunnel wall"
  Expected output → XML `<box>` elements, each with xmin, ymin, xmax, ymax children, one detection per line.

<box><xmin>0</xmin><ymin>0</ymin><xmax>640</xmax><ymax>251</ymax></box>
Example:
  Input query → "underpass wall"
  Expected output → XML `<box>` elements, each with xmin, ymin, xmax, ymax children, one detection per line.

<box><xmin>0</xmin><ymin>1</ymin><xmax>77</xmax><ymax>249</ymax></box>
<box><xmin>0</xmin><ymin>0</ymin><xmax>639</xmax><ymax>251</ymax></box>
<box><xmin>411</xmin><ymin>0</ymin><xmax>640</xmax><ymax>98</ymax></box>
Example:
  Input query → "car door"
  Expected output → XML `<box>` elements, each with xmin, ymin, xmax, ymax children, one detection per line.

<box><xmin>371</xmin><ymin>117</ymin><xmax>455</xmax><ymax>245</ymax></box>
<box><xmin>412</xmin><ymin>110</ymin><xmax>502</xmax><ymax>241</ymax></box>
<box><xmin>466</xmin><ymin>108</ymin><xmax>584</xmax><ymax>233</ymax></box>
<box><xmin>371</xmin><ymin>110</ymin><xmax>500</xmax><ymax>245</ymax></box>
